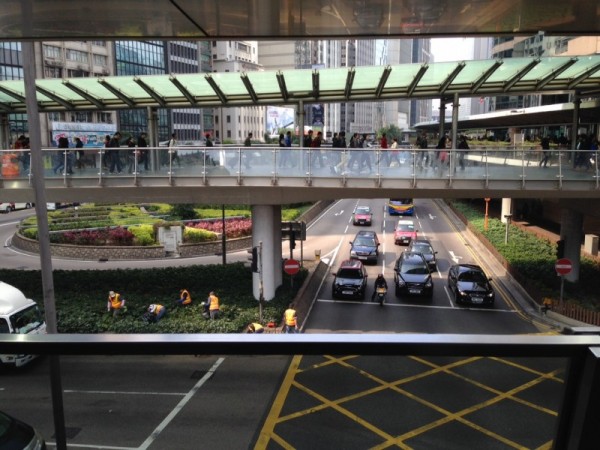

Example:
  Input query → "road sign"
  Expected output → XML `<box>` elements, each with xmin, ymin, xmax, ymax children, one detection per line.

<box><xmin>555</xmin><ymin>258</ymin><xmax>572</xmax><ymax>275</ymax></box>
<box><xmin>283</xmin><ymin>258</ymin><xmax>300</xmax><ymax>275</ymax></box>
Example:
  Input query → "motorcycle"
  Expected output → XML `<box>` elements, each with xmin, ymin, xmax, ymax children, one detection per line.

<box><xmin>375</xmin><ymin>286</ymin><xmax>387</xmax><ymax>306</ymax></box>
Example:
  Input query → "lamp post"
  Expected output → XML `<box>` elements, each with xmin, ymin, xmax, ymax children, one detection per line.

<box><xmin>504</xmin><ymin>214</ymin><xmax>512</xmax><ymax>244</ymax></box>
<box><xmin>484</xmin><ymin>198</ymin><xmax>490</xmax><ymax>230</ymax></box>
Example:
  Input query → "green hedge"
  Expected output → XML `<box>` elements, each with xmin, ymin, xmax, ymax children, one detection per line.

<box><xmin>450</xmin><ymin>200</ymin><xmax>600</xmax><ymax>310</ymax></box>
<box><xmin>0</xmin><ymin>263</ymin><xmax>305</xmax><ymax>333</ymax></box>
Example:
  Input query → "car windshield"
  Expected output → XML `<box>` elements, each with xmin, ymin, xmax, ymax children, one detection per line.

<box><xmin>397</xmin><ymin>224</ymin><xmax>414</xmax><ymax>231</ymax></box>
<box><xmin>354</xmin><ymin>237</ymin><xmax>376</xmax><ymax>247</ymax></box>
<box><xmin>337</xmin><ymin>269</ymin><xmax>363</xmax><ymax>279</ymax></box>
<box><xmin>412</xmin><ymin>244</ymin><xmax>432</xmax><ymax>254</ymax></box>
<box><xmin>355</xmin><ymin>207</ymin><xmax>370</xmax><ymax>214</ymax></box>
<box><xmin>400</xmin><ymin>262</ymin><xmax>429</xmax><ymax>275</ymax></box>
<box><xmin>9</xmin><ymin>305</ymin><xmax>44</xmax><ymax>334</ymax></box>
<box><xmin>390</xmin><ymin>198</ymin><xmax>412</xmax><ymax>204</ymax></box>
<box><xmin>458</xmin><ymin>271</ymin><xmax>487</xmax><ymax>283</ymax></box>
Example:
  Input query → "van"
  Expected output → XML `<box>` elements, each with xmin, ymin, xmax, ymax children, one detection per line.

<box><xmin>0</xmin><ymin>202</ymin><xmax>33</xmax><ymax>213</ymax></box>
<box><xmin>0</xmin><ymin>282</ymin><xmax>46</xmax><ymax>367</ymax></box>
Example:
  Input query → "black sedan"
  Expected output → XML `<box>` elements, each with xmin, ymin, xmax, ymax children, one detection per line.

<box><xmin>407</xmin><ymin>238</ymin><xmax>437</xmax><ymax>270</ymax></box>
<box><xmin>393</xmin><ymin>251</ymin><xmax>434</xmax><ymax>298</ymax></box>
<box><xmin>0</xmin><ymin>410</ymin><xmax>46</xmax><ymax>449</ymax></box>
<box><xmin>447</xmin><ymin>264</ymin><xmax>495</xmax><ymax>306</ymax></box>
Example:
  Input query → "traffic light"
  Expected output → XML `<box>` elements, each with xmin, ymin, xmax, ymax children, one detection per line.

<box><xmin>290</xmin><ymin>230</ymin><xmax>296</xmax><ymax>250</ymax></box>
<box><xmin>250</xmin><ymin>246</ymin><xmax>259</xmax><ymax>272</ymax></box>
<box><xmin>556</xmin><ymin>239</ymin><xmax>565</xmax><ymax>259</ymax></box>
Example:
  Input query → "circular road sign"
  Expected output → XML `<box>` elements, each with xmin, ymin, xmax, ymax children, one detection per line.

<box><xmin>283</xmin><ymin>258</ymin><xmax>300</xmax><ymax>275</ymax></box>
<box><xmin>555</xmin><ymin>258</ymin><xmax>572</xmax><ymax>275</ymax></box>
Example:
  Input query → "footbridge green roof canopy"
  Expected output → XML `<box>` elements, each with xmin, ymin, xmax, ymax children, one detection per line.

<box><xmin>1</xmin><ymin>55</ymin><xmax>600</xmax><ymax>113</ymax></box>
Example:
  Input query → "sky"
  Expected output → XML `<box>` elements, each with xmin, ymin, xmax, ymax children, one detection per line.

<box><xmin>430</xmin><ymin>38</ymin><xmax>475</xmax><ymax>63</ymax></box>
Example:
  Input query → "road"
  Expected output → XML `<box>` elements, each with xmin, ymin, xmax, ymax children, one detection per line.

<box><xmin>0</xmin><ymin>200</ymin><xmax>562</xmax><ymax>449</ymax></box>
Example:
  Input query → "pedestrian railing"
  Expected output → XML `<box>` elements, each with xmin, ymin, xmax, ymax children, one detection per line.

<box><xmin>2</xmin><ymin>146</ymin><xmax>599</xmax><ymax>191</ymax></box>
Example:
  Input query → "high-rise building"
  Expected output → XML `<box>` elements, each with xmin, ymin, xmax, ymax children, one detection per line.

<box><xmin>212</xmin><ymin>41</ymin><xmax>265</xmax><ymax>143</ymax></box>
<box><xmin>115</xmin><ymin>40</ymin><xmax>211</xmax><ymax>143</ymax></box>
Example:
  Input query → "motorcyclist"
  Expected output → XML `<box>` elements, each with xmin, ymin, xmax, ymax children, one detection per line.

<box><xmin>371</xmin><ymin>274</ymin><xmax>388</xmax><ymax>301</ymax></box>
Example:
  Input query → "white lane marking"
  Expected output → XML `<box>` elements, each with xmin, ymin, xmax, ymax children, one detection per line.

<box><xmin>443</xmin><ymin>285</ymin><xmax>456</xmax><ymax>308</ymax></box>
<box><xmin>449</xmin><ymin>251</ymin><xmax>462</xmax><ymax>264</ymax></box>
<box><xmin>306</xmin><ymin>200</ymin><xmax>343</xmax><ymax>230</ymax></box>
<box><xmin>64</xmin><ymin>390</ymin><xmax>186</xmax><ymax>396</ymax></box>
<box><xmin>429</xmin><ymin>213</ymin><xmax>436</xmax><ymax>220</ymax></box>
<box><xmin>317</xmin><ymin>298</ymin><xmax>514</xmax><ymax>312</ymax></box>
<box><xmin>138</xmin><ymin>357</ymin><xmax>225</xmax><ymax>450</ymax></box>
<box><xmin>0</xmin><ymin>221</ymin><xmax>20</xmax><ymax>227</ymax></box>
<box><xmin>335</xmin><ymin>209</ymin><xmax>345</xmax><ymax>216</ymax></box>
<box><xmin>47</xmin><ymin>443</ymin><xmax>135</xmax><ymax>449</ymax></box>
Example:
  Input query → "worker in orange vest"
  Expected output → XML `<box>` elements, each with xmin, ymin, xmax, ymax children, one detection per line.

<box><xmin>206</xmin><ymin>291</ymin><xmax>220</xmax><ymax>320</ymax></box>
<box><xmin>283</xmin><ymin>303</ymin><xmax>298</xmax><ymax>333</ymax></box>
<box><xmin>107</xmin><ymin>290</ymin><xmax>126</xmax><ymax>317</ymax></box>
<box><xmin>175</xmin><ymin>289</ymin><xmax>192</xmax><ymax>306</ymax></box>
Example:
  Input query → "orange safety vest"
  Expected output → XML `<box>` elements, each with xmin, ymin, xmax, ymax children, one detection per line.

<box><xmin>151</xmin><ymin>304</ymin><xmax>164</xmax><ymax>315</ymax></box>
<box><xmin>108</xmin><ymin>293</ymin><xmax>123</xmax><ymax>309</ymax></box>
<box><xmin>208</xmin><ymin>294</ymin><xmax>219</xmax><ymax>311</ymax></box>
<box><xmin>284</xmin><ymin>308</ymin><xmax>297</xmax><ymax>327</ymax></box>
<box><xmin>180</xmin><ymin>289</ymin><xmax>192</xmax><ymax>305</ymax></box>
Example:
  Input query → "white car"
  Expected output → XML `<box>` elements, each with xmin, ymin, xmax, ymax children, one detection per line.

<box><xmin>0</xmin><ymin>202</ymin><xmax>33</xmax><ymax>213</ymax></box>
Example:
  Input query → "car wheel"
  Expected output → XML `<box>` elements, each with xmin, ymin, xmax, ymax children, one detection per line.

<box><xmin>25</xmin><ymin>203</ymin><xmax>32</xmax><ymax>208</ymax></box>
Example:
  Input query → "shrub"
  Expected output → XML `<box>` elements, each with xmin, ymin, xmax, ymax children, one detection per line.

<box><xmin>107</xmin><ymin>227</ymin><xmax>135</xmax><ymax>246</ymax></box>
<box><xmin>189</xmin><ymin>218</ymin><xmax>252</xmax><ymax>238</ymax></box>
<box><xmin>22</xmin><ymin>227</ymin><xmax>37</xmax><ymax>240</ymax></box>
<box><xmin>129</xmin><ymin>224</ymin><xmax>156</xmax><ymax>246</ymax></box>
<box><xmin>184</xmin><ymin>227</ymin><xmax>218</xmax><ymax>243</ymax></box>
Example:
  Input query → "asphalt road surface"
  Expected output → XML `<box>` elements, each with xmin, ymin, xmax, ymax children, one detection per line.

<box><xmin>0</xmin><ymin>200</ymin><xmax>563</xmax><ymax>449</ymax></box>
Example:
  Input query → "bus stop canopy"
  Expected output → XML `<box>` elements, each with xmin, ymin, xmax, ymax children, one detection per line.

<box><xmin>0</xmin><ymin>56</ymin><xmax>600</xmax><ymax>113</ymax></box>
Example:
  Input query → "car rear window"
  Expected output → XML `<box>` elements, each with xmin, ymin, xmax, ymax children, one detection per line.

<box><xmin>355</xmin><ymin>237</ymin><xmax>375</xmax><ymax>246</ymax></box>
<box><xmin>397</xmin><ymin>224</ymin><xmax>414</xmax><ymax>231</ymax></box>
<box><xmin>338</xmin><ymin>269</ymin><xmax>363</xmax><ymax>279</ymax></box>
<box><xmin>412</xmin><ymin>243</ymin><xmax>431</xmax><ymax>253</ymax></box>
<box><xmin>459</xmin><ymin>271</ymin><xmax>487</xmax><ymax>282</ymax></box>
<box><xmin>400</xmin><ymin>261</ymin><xmax>429</xmax><ymax>275</ymax></box>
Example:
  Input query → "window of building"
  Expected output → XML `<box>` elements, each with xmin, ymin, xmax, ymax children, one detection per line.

<box><xmin>227</xmin><ymin>115</ymin><xmax>231</xmax><ymax>123</ymax></box>
<box><xmin>67</xmin><ymin>68</ymin><xmax>89</xmax><ymax>77</ymax></box>
<box><xmin>47</xmin><ymin>112</ymin><xmax>65</xmax><ymax>122</ymax></box>
<box><xmin>43</xmin><ymin>45</ymin><xmax>61</xmax><ymax>59</ymax></box>
<box><xmin>215</xmin><ymin>115</ymin><xmax>219</xmax><ymax>124</ymax></box>
<box><xmin>66</xmin><ymin>49</ymin><xmax>89</xmax><ymax>64</ymax></box>
<box><xmin>44</xmin><ymin>66</ymin><xmax>62</xmax><ymax>78</ymax></box>
<box><xmin>97</xmin><ymin>112</ymin><xmax>112</xmax><ymax>123</ymax></box>
<box><xmin>93</xmin><ymin>54</ymin><xmax>107</xmax><ymax>66</ymax></box>
<box><xmin>227</xmin><ymin>130</ymin><xmax>231</xmax><ymax>138</ymax></box>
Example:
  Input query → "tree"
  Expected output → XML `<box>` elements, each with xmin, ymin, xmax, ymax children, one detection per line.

<box><xmin>170</xmin><ymin>204</ymin><xmax>198</xmax><ymax>220</ymax></box>
<box><xmin>377</xmin><ymin>124</ymin><xmax>403</xmax><ymax>142</ymax></box>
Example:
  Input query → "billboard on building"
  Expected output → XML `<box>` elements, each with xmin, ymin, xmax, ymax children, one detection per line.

<box><xmin>266</xmin><ymin>106</ymin><xmax>295</xmax><ymax>137</ymax></box>
<box><xmin>50</xmin><ymin>122</ymin><xmax>117</xmax><ymax>147</ymax></box>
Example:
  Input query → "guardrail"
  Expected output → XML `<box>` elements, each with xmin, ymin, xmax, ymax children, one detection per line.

<box><xmin>1</xmin><ymin>333</ymin><xmax>599</xmax><ymax>449</ymax></box>
<box><xmin>2</xmin><ymin>146</ymin><xmax>599</xmax><ymax>190</ymax></box>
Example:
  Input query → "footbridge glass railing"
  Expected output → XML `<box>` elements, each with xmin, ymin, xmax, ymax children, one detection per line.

<box><xmin>2</xmin><ymin>145</ymin><xmax>599</xmax><ymax>190</ymax></box>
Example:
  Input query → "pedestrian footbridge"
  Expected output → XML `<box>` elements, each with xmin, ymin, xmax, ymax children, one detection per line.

<box><xmin>2</xmin><ymin>146</ymin><xmax>600</xmax><ymax>205</ymax></box>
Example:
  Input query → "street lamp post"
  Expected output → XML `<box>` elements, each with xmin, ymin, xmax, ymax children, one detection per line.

<box><xmin>484</xmin><ymin>198</ymin><xmax>490</xmax><ymax>230</ymax></box>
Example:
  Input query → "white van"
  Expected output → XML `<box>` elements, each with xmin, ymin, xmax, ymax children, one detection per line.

<box><xmin>0</xmin><ymin>281</ymin><xmax>46</xmax><ymax>367</ymax></box>
<box><xmin>0</xmin><ymin>202</ymin><xmax>33</xmax><ymax>213</ymax></box>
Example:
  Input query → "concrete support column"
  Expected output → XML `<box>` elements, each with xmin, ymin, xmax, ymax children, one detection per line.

<box><xmin>272</xmin><ymin>205</ymin><xmax>283</xmax><ymax>288</ymax></box>
<box><xmin>501</xmin><ymin>198</ymin><xmax>512</xmax><ymax>223</ymax></box>
<box><xmin>0</xmin><ymin>114</ymin><xmax>9</xmax><ymax>148</ymax></box>
<box><xmin>571</xmin><ymin>96</ymin><xmax>581</xmax><ymax>151</ymax></box>
<box><xmin>147</xmin><ymin>107</ymin><xmax>159</xmax><ymax>170</ymax></box>
<box><xmin>438</xmin><ymin>100</ymin><xmax>446</xmax><ymax>137</ymax></box>
<box><xmin>251</xmin><ymin>205</ymin><xmax>281</xmax><ymax>301</ymax></box>
<box><xmin>451</xmin><ymin>93</ymin><xmax>459</xmax><ymax>149</ymax></box>
<box><xmin>560</xmin><ymin>207</ymin><xmax>583</xmax><ymax>283</ymax></box>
